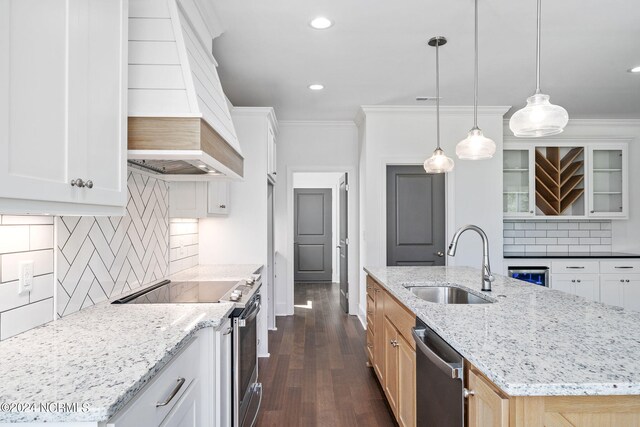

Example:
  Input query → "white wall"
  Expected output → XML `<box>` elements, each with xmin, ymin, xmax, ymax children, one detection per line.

<box><xmin>199</xmin><ymin>114</ymin><xmax>269</xmax><ymax>265</ymax></box>
<box><xmin>528</xmin><ymin>119</ymin><xmax>640</xmax><ymax>253</ymax></box>
<box><xmin>357</xmin><ymin>106</ymin><xmax>508</xmax><ymax>322</ymax></box>
<box><xmin>292</xmin><ymin>172</ymin><xmax>343</xmax><ymax>283</ymax></box>
<box><xmin>274</xmin><ymin>122</ymin><xmax>359</xmax><ymax>316</ymax></box>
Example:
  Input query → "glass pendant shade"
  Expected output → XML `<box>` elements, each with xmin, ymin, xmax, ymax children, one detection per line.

<box><xmin>456</xmin><ymin>128</ymin><xmax>496</xmax><ymax>160</ymax></box>
<box><xmin>424</xmin><ymin>148</ymin><xmax>455</xmax><ymax>174</ymax></box>
<box><xmin>509</xmin><ymin>93</ymin><xmax>569</xmax><ymax>137</ymax></box>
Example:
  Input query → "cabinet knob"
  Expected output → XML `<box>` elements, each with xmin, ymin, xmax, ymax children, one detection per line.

<box><xmin>577</xmin><ymin>279</ymin><xmax>581</xmax><ymax>283</ymax></box>
<box><xmin>530</xmin><ymin>210</ymin><xmax>534</xmax><ymax>214</ymax></box>
<box><xmin>621</xmin><ymin>279</ymin><xmax>625</xmax><ymax>283</ymax></box>
<box><xmin>219</xmin><ymin>204</ymin><xmax>226</xmax><ymax>209</ymax></box>
<box><xmin>626</xmin><ymin>280</ymin><xmax>630</xmax><ymax>283</ymax></box>
<box><xmin>70</xmin><ymin>178</ymin><xmax>85</xmax><ymax>188</ymax></box>
<box><xmin>85</xmin><ymin>180</ymin><xmax>93</xmax><ymax>189</ymax></box>
<box><xmin>591</xmin><ymin>210</ymin><xmax>595</xmax><ymax>214</ymax></box>
<box><xmin>464</xmin><ymin>389</ymin><xmax>475</xmax><ymax>399</ymax></box>
<box><xmin>571</xmin><ymin>279</ymin><xmax>576</xmax><ymax>283</ymax></box>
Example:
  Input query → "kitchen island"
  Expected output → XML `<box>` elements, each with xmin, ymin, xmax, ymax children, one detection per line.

<box><xmin>364</xmin><ymin>266</ymin><xmax>640</xmax><ymax>427</ymax></box>
<box><xmin>0</xmin><ymin>264</ymin><xmax>260</xmax><ymax>425</ymax></box>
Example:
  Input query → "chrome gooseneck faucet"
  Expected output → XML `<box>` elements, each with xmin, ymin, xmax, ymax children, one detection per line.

<box><xmin>447</xmin><ymin>224</ymin><xmax>495</xmax><ymax>291</ymax></box>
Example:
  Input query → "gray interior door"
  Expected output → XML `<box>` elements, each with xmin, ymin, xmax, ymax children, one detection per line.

<box><xmin>338</xmin><ymin>174</ymin><xmax>348</xmax><ymax>313</ymax></box>
<box><xmin>294</xmin><ymin>188</ymin><xmax>332</xmax><ymax>282</ymax></box>
<box><xmin>387</xmin><ymin>165</ymin><xmax>446</xmax><ymax>266</ymax></box>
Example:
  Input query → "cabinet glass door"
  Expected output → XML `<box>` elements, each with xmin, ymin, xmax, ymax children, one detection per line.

<box><xmin>503</xmin><ymin>149</ymin><xmax>532</xmax><ymax>216</ymax></box>
<box><xmin>589</xmin><ymin>148</ymin><xmax>626</xmax><ymax>217</ymax></box>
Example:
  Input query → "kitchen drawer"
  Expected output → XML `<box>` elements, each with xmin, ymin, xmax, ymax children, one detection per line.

<box><xmin>367</xmin><ymin>295</ymin><xmax>374</xmax><ymax>333</ymax></box>
<box><xmin>384</xmin><ymin>294</ymin><xmax>415</xmax><ymax>351</ymax></box>
<box><xmin>108</xmin><ymin>337</ymin><xmax>200</xmax><ymax>427</ymax></box>
<box><xmin>551</xmin><ymin>260</ymin><xmax>599</xmax><ymax>275</ymax></box>
<box><xmin>366</xmin><ymin>329</ymin><xmax>374</xmax><ymax>363</ymax></box>
<box><xmin>600</xmin><ymin>260</ymin><xmax>640</xmax><ymax>275</ymax></box>
<box><xmin>366</xmin><ymin>276</ymin><xmax>377</xmax><ymax>298</ymax></box>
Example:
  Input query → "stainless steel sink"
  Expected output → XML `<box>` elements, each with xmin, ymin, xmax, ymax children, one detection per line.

<box><xmin>409</xmin><ymin>286</ymin><xmax>494</xmax><ymax>304</ymax></box>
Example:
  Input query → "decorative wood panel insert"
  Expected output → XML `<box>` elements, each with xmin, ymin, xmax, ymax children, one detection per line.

<box><xmin>128</xmin><ymin>117</ymin><xmax>244</xmax><ymax>177</ymax></box>
<box><xmin>535</xmin><ymin>147</ymin><xmax>584</xmax><ymax>215</ymax></box>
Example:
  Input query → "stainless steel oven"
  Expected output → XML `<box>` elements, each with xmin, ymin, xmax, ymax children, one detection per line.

<box><xmin>232</xmin><ymin>288</ymin><xmax>262</xmax><ymax>427</ymax></box>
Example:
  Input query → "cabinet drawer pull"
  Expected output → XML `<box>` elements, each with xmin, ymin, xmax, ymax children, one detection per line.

<box><xmin>156</xmin><ymin>377</ymin><xmax>186</xmax><ymax>407</ymax></box>
<box><xmin>566</xmin><ymin>266</ymin><xmax>585</xmax><ymax>269</ymax></box>
<box><xmin>615</xmin><ymin>266</ymin><xmax>634</xmax><ymax>269</ymax></box>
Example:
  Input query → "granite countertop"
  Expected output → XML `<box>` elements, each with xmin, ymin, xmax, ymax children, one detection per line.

<box><xmin>364</xmin><ymin>266</ymin><xmax>640</xmax><ymax>397</ymax></box>
<box><xmin>504</xmin><ymin>252</ymin><xmax>640</xmax><ymax>259</ymax></box>
<box><xmin>170</xmin><ymin>264</ymin><xmax>263</xmax><ymax>282</ymax></box>
<box><xmin>0</xmin><ymin>264</ymin><xmax>262</xmax><ymax>424</ymax></box>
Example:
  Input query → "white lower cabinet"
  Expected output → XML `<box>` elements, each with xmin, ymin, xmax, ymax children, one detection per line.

<box><xmin>214</xmin><ymin>319</ymin><xmax>232</xmax><ymax>427</ymax></box>
<box><xmin>600</xmin><ymin>275</ymin><xmax>640</xmax><ymax>311</ymax></box>
<box><xmin>169</xmin><ymin>181</ymin><xmax>230</xmax><ymax>218</ymax></box>
<box><xmin>108</xmin><ymin>323</ymin><xmax>233</xmax><ymax>427</ymax></box>
<box><xmin>551</xmin><ymin>274</ymin><xmax>600</xmax><ymax>302</ymax></box>
<box><xmin>158</xmin><ymin>379</ymin><xmax>202</xmax><ymax>427</ymax></box>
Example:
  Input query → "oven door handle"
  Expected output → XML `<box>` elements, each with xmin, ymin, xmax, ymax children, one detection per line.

<box><xmin>238</xmin><ymin>298</ymin><xmax>261</xmax><ymax>327</ymax></box>
<box><xmin>412</xmin><ymin>327</ymin><xmax>463</xmax><ymax>380</ymax></box>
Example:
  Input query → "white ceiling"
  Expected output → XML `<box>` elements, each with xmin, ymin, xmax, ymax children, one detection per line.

<box><xmin>211</xmin><ymin>0</ymin><xmax>640</xmax><ymax>121</ymax></box>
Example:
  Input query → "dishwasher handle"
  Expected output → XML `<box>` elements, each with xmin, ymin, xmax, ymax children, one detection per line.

<box><xmin>412</xmin><ymin>327</ymin><xmax>463</xmax><ymax>380</ymax></box>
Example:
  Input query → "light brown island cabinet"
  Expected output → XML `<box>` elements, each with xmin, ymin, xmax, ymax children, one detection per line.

<box><xmin>366</xmin><ymin>276</ymin><xmax>416</xmax><ymax>427</ymax></box>
<box><xmin>365</xmin><ymin>274</ymin><xmax>640</xmax><ymax>427</ymax></box>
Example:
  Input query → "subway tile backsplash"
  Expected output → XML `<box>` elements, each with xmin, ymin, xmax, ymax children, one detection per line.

<box><xmin>169</xmin><ymin>219</ymin><xmax>199</xmax><ymax>274</ymax></box>
<box><xmin>0</xmin><ymin>215</ymin><xmax>54</xmax><ymax>341</ymax></box>
<box><xmin>504</xmin><ymin>220</ymin><xmax>612</xmax><ymax>254</ymax></box>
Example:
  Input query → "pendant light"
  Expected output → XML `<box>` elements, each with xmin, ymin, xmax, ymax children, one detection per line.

<box><xmin>509</xmin><ymin>0</ymin><xmax>568</xmax><ymax>137</ymax></box>
<box><xmin>456</xmin><ymin>0</ymin><xmax>496</xmax><ymax>160</ymax></box>
<box><xmin>424</xmin><ymin>36</ymin><xmax>455</xmax><ymax>174</ymax></box>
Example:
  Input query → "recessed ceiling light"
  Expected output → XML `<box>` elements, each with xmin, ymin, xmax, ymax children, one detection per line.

<box><xmin>628</xmin><ymin>66</ymin><xmax>640</xmax><ymax>73</ymax></box>
<box><xmin>309</xmin><ymin>17</ymin><xmax>333</xmax><ymax>30</ymax></box>
<box><xmin>308</xmin><ymin>84</ymin><xmax>324</xmax><ymax>91</ymax></box>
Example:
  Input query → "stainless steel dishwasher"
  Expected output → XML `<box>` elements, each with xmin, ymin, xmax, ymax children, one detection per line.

<box><xmin>412</xmin><ymin>318</ymin><xmax>465</xmax><ymax>427</ymax></box>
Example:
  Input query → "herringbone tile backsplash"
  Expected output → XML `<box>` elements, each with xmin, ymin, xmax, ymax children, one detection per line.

<box><xmin>57</xmin><ymin>172</ymin><xmax>170</xmax><ymax>317</ymax></box>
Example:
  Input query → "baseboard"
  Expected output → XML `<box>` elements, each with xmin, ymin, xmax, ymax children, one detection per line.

<box><xmin>357</xmin><ymin>305</ymin><xmax>367</xmax><ymax>330</ymax></box>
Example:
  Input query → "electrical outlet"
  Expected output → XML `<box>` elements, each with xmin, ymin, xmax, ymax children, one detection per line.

<box><xmin>18</xmin><ymin>260</ymin><xmax>34</xmax><ymax>295</ymax></box>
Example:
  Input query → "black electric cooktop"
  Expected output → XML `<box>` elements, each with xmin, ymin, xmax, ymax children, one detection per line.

<box><xmin>112</xmin><ymin>280</ymin><xmax>240</xmax><ymax>304</ymax></box>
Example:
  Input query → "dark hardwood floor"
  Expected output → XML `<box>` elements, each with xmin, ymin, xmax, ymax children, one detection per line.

<box><xmin>256</xmin><ymin>282</ymin><xmax>397</xmax><ymax>427</ymax></box>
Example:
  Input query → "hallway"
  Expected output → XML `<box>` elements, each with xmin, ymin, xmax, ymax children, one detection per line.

<box><xmin>256</xmin><ymin>282</ymin><xmax>397</xmax><ymax>426</ymax></box>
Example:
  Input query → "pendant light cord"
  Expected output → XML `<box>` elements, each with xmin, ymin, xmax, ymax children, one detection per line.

<box><xmin>435</xmin><ymin>40</ymin><xmax>441</xmax><ymax>150</ymax></box>
<box><xmin>473</xmin><ymin>0</ymin><xmax>479</xmax><ymax>129</ymax></box>
<box><xmin>535</xmin><ymin>0</ymin><xmax>541</xmax><ymax>94</ymax></box>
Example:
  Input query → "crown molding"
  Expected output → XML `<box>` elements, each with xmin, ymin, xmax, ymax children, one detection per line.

<box><xmin>503</xmin><ymin>118</ymin><xmax>640</xmax><ymax>127</ymax></box>
<box><xmin>359</xmin><ymin>105</ymin><xmax>511</xmax><ymax>116</ymax></box>
<box><xmin>278</xmin><ymin>120</ymin><xmax>357</xmax><ymax>128</ymax></box>
<box><xmin>231</xmin><ymin>106</ymin><xmax>278</xmax><ymax>133</ymax></box>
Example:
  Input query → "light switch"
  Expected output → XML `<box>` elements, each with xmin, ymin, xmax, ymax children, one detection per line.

<box><xmin>18</xmin><ymin>260</ymin><xmax>34</xmax><ymax>295</ymax></box>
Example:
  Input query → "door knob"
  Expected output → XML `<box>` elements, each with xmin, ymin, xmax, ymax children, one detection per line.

<box><xmin>436</xmin><ymin>251</ymin><xmax>444</xmax><ymax>257</ymax></box>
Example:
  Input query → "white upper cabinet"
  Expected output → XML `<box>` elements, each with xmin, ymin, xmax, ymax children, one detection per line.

<box><xmin>0</xmin><ymin>0</ymin><xmax>127</xmax><ymax>216</ymax></box>
<box><xmin>169</xmin><ymin>180</ymin><xmax>230</xmax><ymax>218</ymax></box>
<box><xmin>588</xmin><ymin>144</ymin><xmax>628</xmax><ymax>218</ymax></box>
<box><xmin>503</xmin><ymin>140</ymin><xmax>629</xmax><ymax>220</ymax></box>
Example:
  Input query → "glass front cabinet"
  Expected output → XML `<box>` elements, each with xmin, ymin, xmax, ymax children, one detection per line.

<box><xmin>503</xmin><ymin>147</ymin><xmax>534</xmax><ymax>217</ymax></box>
<box><xmin>503</xmin><ymin>141</ymin><xmax>629</xmax><ymax>220</ymax></box>
<box><xmin>588</xmin><ymin>144</ymin><xmax>628</xmax><ymax>218</ymax></box>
